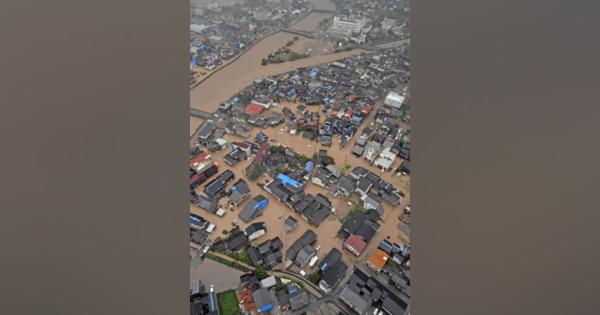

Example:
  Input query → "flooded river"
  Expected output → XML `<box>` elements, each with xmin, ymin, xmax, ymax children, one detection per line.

<box><xmin>190</xmin><ymin>0</ymin><xmax>362</xmax><ymax>124</ymax></box>
<box><xmin>190</xmin><ymin>32</ymin><xmax>364</xmax><ymax>116</ymax></box>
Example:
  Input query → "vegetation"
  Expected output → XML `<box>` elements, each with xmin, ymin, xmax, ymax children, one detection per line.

<box><xmin>261</xmin><ymin>43</ymin><xmax>309</xmax><ymax>65</ymax></box>
<box><xmin>340</xmin><ymin>203</ymin><xmax>366</xmax><ymax>223</ymax></box>
<box><xmin>217</xmin><ymin>291</ymin><xmax>241</xmax><ymax>315</ymax></box>
<box><xmin>322</xmin><ymin>156</ymin><xmax>335</xmax><ymax>166</ymax></box>
<box><xmin>274</xmin><ymin>281</ymin><xmax>288</xmax><ymax>292</ymax></box>
<box><xmin>226</xmin><ymin>248</ymin><xmax>253</xmax><ymax>266</ymax></box>
<box><xmin>246</xmin><ymin>162</ymin><xmax>266</xmax><ymax>181</ymax></box>
<box><xmin>255</xmin><ymin>266</ymin><xmax>270</xmax><ymax>280</ymax></box>
<box><xmin>307</xmin><ymin>271</ymin><xmax>322</xmax><ymax>284</ymax></box>
<box><xmin>204</xmin><ymin>253</ymin><xmax>251</xmax><ymax>272</ymax></box>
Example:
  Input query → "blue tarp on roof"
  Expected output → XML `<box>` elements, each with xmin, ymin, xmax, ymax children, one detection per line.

<box><xmin>256</xmin><ymin>198</ymin><xmax>269</xmax><ymax>210</ymax></box>
<box><xmin>304</xmin><ymin>161</ymin><xmax>314</xmax><ymax>172</ymax></box>
<box><xmin>258</xmin><ymin>304</ymin><xmax>273</xmax><ymax>312</ymax></box>
<box><xmin>277</xmin><ymin>173</ymin><xmax>301</xmax><ymax>188</ymax></box>
<box><xmin>191</xmin><ymin>57</ymin><xmax>197</xmax><ymax>66</ymax></box>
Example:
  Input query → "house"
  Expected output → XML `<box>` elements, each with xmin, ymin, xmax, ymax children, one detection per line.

<box><xmin>360</xmin><ymin>194</ymin><xmax>384</xmax><ymax>215</ymax></box>
<box><xmin>286</xmin><ymin>230</ymin><xmax>317</xmax><ymax>262</ymax></box>
<box><xmin>190</xmin><ymin>228</ymin><xmax>209</xmax><ymax>245</ymax></box>
<box><xmin>325</xmin><ymin>164</ymin><xmax>342</xmax><ymax>178</ymax></box>
<box><xmin>288</xmin><ymin>284</ymin><xmax>309</xmax><ymax>311</ymax></box>
<box><xmin>225</xmin><ymin>231</ymin><xmax>248</xmax><ymax>252</ymax></box>
<box><xmin>229</xmin><ymin>179</ymin><xmax>251</xmax><ymax>206</ymax></box>
<box><xmin>367</xmin><ymin>250</ymin><xmax>389</xmax><ymax>272</ymax></box>
<box><xmin>276</xmin><ymin>289</ymin><xmax>290</xmax><ymax>311</ymax></box>
<box><xmin>311</xmin><ymin>168</ymin><xmax>330</xmax><ymax>188</ymax></box>
<box><xmin>354</xmin><ymin>220</ymin><xmax>378</xmax><ymax>243</ymax></box>
<box><xmin>399</xmin><ymin>159</ymin><xmax>410</xmax><ymax>174</ymax></box>
<box><xmin>339</xmin><ymin>268</ymin><xmax>408</xmax><ymax>315</ymax></box>
<box><xmin>295</xmin><ymin>245</ymin><xmax>317</xmax><ymax>267</ymax></box>
<box><xmin>202</xmin><ymin>170</ymin><xmax>235</xmax><ymax>199</ymax></box>
<box><xmin>249</xmin><ymin>237</ymin><xmax>283</xmax><ymax>268</ymax></box>
<box><xmin>252</xmin><ymin>288</ymin><xmax>275</xmax><ymax>313</ymax></box>
<box><xmin>240</xmin><ymin>272</ymin><xmax>260</xmax><ymax>287</ymax></box>
<box><xmin>356</xmin><ymin>177</ymin><xmax>374</xmax><ymax>195</ymax></box>
<box><xmin>335</xmin><ymin>175</ymin><xmax>356</xmax><ymax>197</ymax></box>
<box><xmin>350</xmin><ymin>166</ymin><xmax>369</xmax><ymax>180</ymax></box>
<box><xmin>260</xmin><ymin>275</ymin><xmax>277</xmax><ymax>289</ymax></box>
<box><xmin>351</xmin><ymin>144</ymin><xmax>365</xmax><ymax>156</ymax></box>
<box><xmin>363</xmin><ymin>141</ymin><xmax>381</xmax><ymax>164</ymax></box>
<box><xmin>380</xmin><ymin>190</ymin><xmax>402</xmax><ymax>206</ymax></box>
<box><xmin>239</xmin><ymin>195</ymin><xmax>269</xmax><ymax>223</ymax></box>
<box><xmin>284</xmin><ymin>216</ymin><xmax>299</xmax><ymax>232</ymax></box>
<box><xmin>319</xmin><ymin>248</ymin><xmax>342</xmax><ymax>272</ymax></box>
<box><xmin>344</xmin><ymin>234</ymin><xmax>367</xmax><ymax>256</ymax></box>
<box><xmin>193</xmin><ymin>194</ymin><xmax>218</xmax><ymax>212</ymax></box>
<box><xmin>247</xmin><ymin>246</ymin><xmax>264</xmax><ymax>266</ymax></box>
<box><xmin>373</xmin><ymin>147</ymin><xmax>397</xmax><ymax>171</ymax></box>
<box><xmin>245</xmin><ymin>222</ymin><xmax>267</xmax><ymax>241</ymax></box>
<box><xmin>196</xmin><ymin>121</ymin><xmax>216</xmax><ymax>144</ymax></box>
<box><xmin>319</xmin><ymin>260</ymin><xmax>348</xmax><ymax>293</ymax></box>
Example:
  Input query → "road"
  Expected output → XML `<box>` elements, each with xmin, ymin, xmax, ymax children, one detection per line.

<box><xmin>206</xmin><ymin>251</ymin><xmax>324</xmax><ymax>299</ymax></box>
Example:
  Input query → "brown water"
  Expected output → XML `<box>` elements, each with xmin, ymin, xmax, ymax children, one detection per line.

<box><xmin>189</xmin><ymin>0</ymin><xmax>410</xmax><ymax>262</ymax></box>
<box><xmin>289</xmin><ymin>12</ymin><xmax>333</xmax><ymax>32</ymax></box>
<box><xmin>313</xmin><ymin>0</ymin><xmax>336</xmax><ymax>11</ymax></box>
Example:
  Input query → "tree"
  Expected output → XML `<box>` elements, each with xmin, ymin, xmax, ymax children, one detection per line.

<box><xmin>255</xmin><ymin>267</ymin><xmax>269</xmax><ymax>280</ymax></box>
<box><xmin>246</xmin><ymin>162</ymin><xmax>266</xmax><ymax>181</ymax></box>
<box><xmin>322</xmin><ymin>156</ymin><xmax>335</xmax><ymax>166</ymax></box>
<box><xmin>307</xmin><ymin>271</ymin><xmax>322</xmax><ymax>284</ymax></box>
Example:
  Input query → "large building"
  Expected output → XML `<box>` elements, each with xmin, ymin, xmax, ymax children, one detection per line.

<box><xmin>384</xmin><ymin>91</ymin><xmax>406</xmax><ymax>110</ymax></box>
<box><xmin>329</xmin><ymin>16</ymin><xmax>368</xmax><ymax>38</ymax></box>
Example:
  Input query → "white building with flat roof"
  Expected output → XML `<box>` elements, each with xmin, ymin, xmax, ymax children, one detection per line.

<box><xmin>384</xmin><ymin>91</ymin><xmax>406</xmax><ymax>110</ymax></box>
<box><xmin>329</xmin><ymin>16</ymin><xmax>368</xmax><ymax>38</ymax></box>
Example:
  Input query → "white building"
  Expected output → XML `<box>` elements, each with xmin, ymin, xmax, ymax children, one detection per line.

<box><xmin>374</xmin><ymin>147</ymin><xmax>397</xmax><ymax>171</ymax></box>
<box><xmin>384</xmin><ymin>91</ymin><xmax>406</xmax><ymax>110</ymax></box>
<box><xmin>329</xmin><ymin>16</ymin><xmax>368</xmax><ymax>38</ymax></box>
<box><xmin>190</xmin><ymin>24</ymin><xmax>210</xmax><ymax>34</ymax></box>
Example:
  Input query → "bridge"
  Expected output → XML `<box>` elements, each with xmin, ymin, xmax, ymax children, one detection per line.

<box><xmin>190</xmin><ymin>108</ymin><xmax>213</xmax><ymax>119</ymax></box>
<box><xmin>281</xmin><ymin>28</ymin><xmax>315</xmax><ymax>39</ymax></box>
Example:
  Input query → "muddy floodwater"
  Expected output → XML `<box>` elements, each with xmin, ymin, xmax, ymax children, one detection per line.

<box><xmin>190</xmin><ymin>0</ymin><xmax>410</xmax><ymax>266</ymax></box>
<box><xmin>289</xmin><ymin>12</ymin><xmax>333</xmax><ymax>32</ymax></box>
<box><xmin>191</xmin><ymin>101</ymin><xmax>411</xmax><ymax>268</ymax></box>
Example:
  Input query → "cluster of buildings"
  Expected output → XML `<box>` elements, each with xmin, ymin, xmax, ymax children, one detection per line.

<box><xmin>189</xmin><ymin>0</ymin><xmax>312</xmax><ymax>84</ymax></box>
<box><xmin>236</xmin><ymin>272</ymin><xmax>310</xmax><ymax>313</ymax></box>
<box><xmin>190</xmin><ymin>213</ymin><xmax>216</xmax><ymax>252</ymax></box>
<box><xmin>323</xmin><ymin>0</ymin><xmax>410</xmax><ymax>44</ymax></box>
<box><xmin>247</xmin><ymin>236</ymin><xmax>284</xmax><ymax>268</ymax></box>
<box><xmin>190</xmin><ymin>280</ymin><xmax>219</xmax><ymax>315</ymax></box>
<box><xmin>337</xmin><ymin>239</ymin><xmax>411</xmax><ymax>315</ymax></box>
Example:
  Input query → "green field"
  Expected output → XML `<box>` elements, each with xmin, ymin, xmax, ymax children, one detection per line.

<box><xmin>217</xmin><ymin>291</ymin><xmax>241</xmax><ymax>315</ymax></box>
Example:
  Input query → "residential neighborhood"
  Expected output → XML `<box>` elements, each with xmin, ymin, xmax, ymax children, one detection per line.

<box><xmin>190</xmin><ymin>1</ymin><xmax>410</xmax><ymax>314</ymax></box>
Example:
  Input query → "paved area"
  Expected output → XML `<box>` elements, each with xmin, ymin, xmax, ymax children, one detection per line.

<box><xmin>190</xmin><ymin>258</ymin><xmax>244</xmax><ymax>293</ymax></box>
